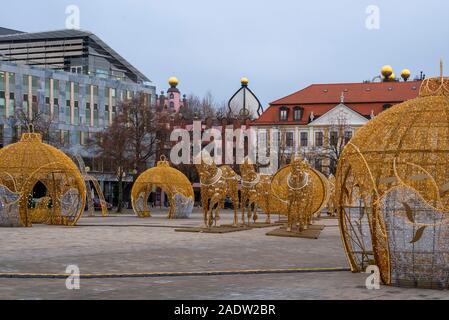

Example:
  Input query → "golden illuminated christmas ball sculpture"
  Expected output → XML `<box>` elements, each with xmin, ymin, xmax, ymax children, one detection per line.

<box><xmin>337</xmin><ymin>63</ymin><xmax>449</xmax><ymax>288</ymax></box>
<box><xmin>131</xmin><ymin>156</ymin><xmax>194</xmax><ymax>219</ymax></box>
<box><xmin>0</xmin><ymin>132</ymin><xmax>86</xmax><ymax>227</ymax></box>
<box><xmin>271</xmin><ymin>156</ymin><xmax>329</xmax><ymax>232</ymax></box>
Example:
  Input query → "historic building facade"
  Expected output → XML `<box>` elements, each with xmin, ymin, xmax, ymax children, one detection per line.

<box><xmin>251</xmin><ymin>80</ymin><xmax>422</xmax><ymax>174</ymax></box>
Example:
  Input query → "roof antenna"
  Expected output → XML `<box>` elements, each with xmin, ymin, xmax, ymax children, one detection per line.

<box><xmin>28</xmin><ymin>124</ymin><xmax>34</xmax><ymax>133</ymax></box>
<box><xmin>440</xmin><ymin>58</ymin><xmax>444</xmax><ymax>82</ymax></box>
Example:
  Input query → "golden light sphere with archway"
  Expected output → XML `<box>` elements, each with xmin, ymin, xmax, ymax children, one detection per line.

<box><xmin>0</xmin><ymin>132</ymin><xmax>86</xmax><ymax>227</ymax></box>
<box><xmin>336</xmin><ymin>65</ymin><xmax>449</xmax><ymax>288</ymax></box>
<box><xmin>131</xmin><ymin>156</ymin><xmax>194</xmax><ymax>219</ymax></box>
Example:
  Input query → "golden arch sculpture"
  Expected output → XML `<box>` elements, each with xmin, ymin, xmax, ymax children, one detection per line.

<box><xmin>75</xmin><ymin>154</ymin><xmax>108</xmax><ymax>217</ymax></box>
<box><xmin>131</xmin><ymin>156</ymin><xmax>194</xmax><ymax>219</ymax></box>
<box><xmin>271</xmin><ymin>156</ymin><xmax>329</xmax><ymax>232</ymax></box>
<box><xmin>336</xmin><ymin>66</ymin><xmax>449</xmax><ymax>288</ymax></box>
<box><xmin>0</xmin><ymin>132</ymin><xmax>86</xmax><ymax>227</ymax></box>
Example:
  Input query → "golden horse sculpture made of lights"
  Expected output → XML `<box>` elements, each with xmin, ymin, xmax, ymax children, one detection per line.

<box><xmin>195</xmin><ymin>152</ymin><xmax>240</xmax><ymax>227</ymax></box>
<box><xmin>271</xmin><ymin>156</ymin><xmax>329</xmax><ymax>232</ymax></box>
<box><xmin>239</xmin><ymin>159</ymin><xmax>274</xmax><ymax>224</ymax></box>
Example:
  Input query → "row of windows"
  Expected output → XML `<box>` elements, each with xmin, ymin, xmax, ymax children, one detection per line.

<box><xmin>0</xmin><ymin>71</ymin><xmax>141</xmax><ymax>127</ymax></box>
<box><xmin>275</xmin><ymin>130</ymin><xmax>353</xmax><ymax>148</ymax></box>
<box><xmin>280</xmin><ymin>104</ymin><xmax>394</xmax><ymax>122</ymax></box>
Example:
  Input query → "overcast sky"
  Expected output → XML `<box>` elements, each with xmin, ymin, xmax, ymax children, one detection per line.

<box><xmin>3</xmin><ymin>0</ymin><xmax>448</xmax><ymax>106</ymax></box>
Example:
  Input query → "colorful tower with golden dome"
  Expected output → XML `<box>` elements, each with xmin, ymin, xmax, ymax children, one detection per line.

<box><xmin>156</xmin><ymin>76</ymin><xmax>187</xmax><ymax>113</ymax></box>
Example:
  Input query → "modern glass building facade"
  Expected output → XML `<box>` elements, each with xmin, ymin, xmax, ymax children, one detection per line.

<box><xmin>0</xmin><ymin>28</ymin><xmax>156</xmax><ymax>206</ymax></box>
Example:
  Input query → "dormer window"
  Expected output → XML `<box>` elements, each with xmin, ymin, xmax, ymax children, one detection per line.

<box><xmin>293</xmin><ymin>106</ymin><xmax>303</xmax><ymax>121</ymax></box>
<box><xmin>279</xmin><ymin>107</ymin><xmax>289</xmax><ymax>121</ymax></box>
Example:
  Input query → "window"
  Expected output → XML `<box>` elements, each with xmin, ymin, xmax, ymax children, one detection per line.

<box><xmin>314</xmin><ymin>158</ymin><xmax>323</xmax><ymax>172</ymax></box>
<box><xmin>93</xmin><ymin>104</ymin><xmax>99</xmax><ymax>126</ymax></box>
<box><xmin>383</xmin><ymin>104</ymin><xmax>392</xmax><ymax>110</ymax></box>
<box><xmin>45</xmin><ymin>79</ymin><xmax>50</xmax><ymax>115</ymax></box>
<box><xmin>105</xmin><ymin>108</ymin><xmax>109</xmax><ymax>126</ymax></box>
<box><xmin>344</xmin><ymin>130</ymin><xmax>353</xmax><ymax>144</ymax></box>
<box><xmin>0</xmin><ymin>72</ymin><xmax>4</xmax><ymax>117</ymax></box>
<box><xmin>315</xmin><ymin>131</ymin><xmax>323</xmax><ymax>147</ymax></box>
<box><xmin>169</xmin><ymin>101</ymin><xmax>175</xmax><ymax>109</ymax></box>
<box><xmin>66</xmin><ymin>100</ymin><xmax>71</xmax><ymax>124</ymax></box>
<box><xmin>169</xmin><ymin>93</ymin><xmax>174</xmax><ymax>99</ymax></box>
<box><xmin>70</xmin><ymin>66</ymin><xmax>83</xmax><ymax>74</ymax></box>
<box><xmin>0</xmin><ymin>91</ymin><xmax>5</xmax><ymax>117</ymax></box>
<box><xmin>61</xmin><ymin>130</ymin><xmax>70</xmax><ymax>145</ymax></box>
<box><xmin>74</xmin><ymin>101</ymin><xmax>79</xmax><ymax>125</ymax></box>
<box><xmin>96</xmin><ymin>69</ymin><xmax>109</xmax><ymax>79</ymax></box>
<box><xmin>0</xmin><ymin>72</ymin><xmax>4</xmax><ymax>91</ymax></box>
<box><xmin>23</xmin><ymin>94</ymin><xmax>29</xmax><ymax>113</ymax></box>
<box><xmin>330</xmin><ymin>131</ymin><xmax>338</xmax><ymax>146</ymax></box>
<box><xmin>32</xmin><ymin>95</ymin><xmax>38</xmax><ymax>117</ymax></box>
<box><xmin>293</xmin><ymin>107</ymin><xmax>303</xmax><ymax>121</ymax></box>
<box><xmin>300</xmin><ymin>132</ymin><xmax>308</xmax><ymax>147</ymax></box>
<box><xmin>66</xmin><ymin>81</ymin><xmax>72</xmax><ymax>124</ymax></box>
<box><xmin>8</xmin><ymin>73</ymin><xmax>15</xmax><ymax>116</ymax></box>
<box><xmin>105</xmin><ymin>88</ymin><xmax>110</xmax><ymax>125</ymax></box>
<box><xmin>53</xmin><ymin>79</ymin><xmax>59</xmax><ymax>120</ymax></box>
<box><xmin>86</xmin><ymin>102</ymin><xmax>91</xmax><ymax>126</ymax></box>
<box><xmin>279</xmin><ymin>107</ymin><xmax>288</xmax><ymax>121</ymax></box>
<box><xmin>112</xmin><ymin>106</ymin><xmax>116</xmax><ymax>120</ymax></box>
<box><xmin>285</xmin><ymin>132</ymin><xmax>294</xmax><ymax>147</ymax></box>
<box><xmin>9</xmin><ymin>92</ymin><xmax>15</xmax><ymax>116</ymax></box>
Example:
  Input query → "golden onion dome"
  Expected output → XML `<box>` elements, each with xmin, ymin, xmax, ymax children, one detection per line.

<box><xmin>240</xmin><ymin>77</ymin><xmax>249</xmax><ymax>86</ymax></box>
<box><xmin>336</xmin><ymin>68</ymin><xmax>449</xmax><ymax>287</ymax></box>
<box><xmin>0</xmin><ymin>132</ymin><xmax>86</xmax><ymax>227</ymax></box>
<box><xmin>388</xmin><ymin>73</ymin><xmax>396</xmax><ymax>81</ymax></box>
<box><xmin>381</xmin><ymin>65</ymin><xmax>393</xmax><ymax>78</ymax></box>
<box><xmin>131</xmin><ymin>156</ymin><xmax>194</xmax><ymax>218</ymax></box>
<box><xmin>401</xmin><ymin>68</ymin><xmax>411</xmax><ymax>81</ymax></box>
<box><xmin>168</xmin><ymin>76</ymin><xmax>179</xmax><ymax>87</ymax></box>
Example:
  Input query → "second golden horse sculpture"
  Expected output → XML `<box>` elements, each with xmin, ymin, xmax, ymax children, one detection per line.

<box><xmin>196</xmin><ymin>151</ymin><xmax>329</xmax><ymax>232</ymax></box>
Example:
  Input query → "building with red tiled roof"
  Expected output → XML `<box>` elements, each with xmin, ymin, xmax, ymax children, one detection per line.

<box><xmin>251</xmin><ymin>80</ymin><xmax>422</xmax><ymax>174</ymax></box>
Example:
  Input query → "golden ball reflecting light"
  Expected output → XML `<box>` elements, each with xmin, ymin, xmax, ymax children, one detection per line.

<box><xmin>381</xmin><ymin>65</ymin><xmax>393</xmax><ymax>77</ymax></box>
<box><xmin>168</xmin><ymin>76</ymin><xmax>179</xmax><ymax>87</ymax></box>
<box><xmin>240</xmin><ymin>77</ymin><xmax>249</xmax><ymax>86</ymax></box>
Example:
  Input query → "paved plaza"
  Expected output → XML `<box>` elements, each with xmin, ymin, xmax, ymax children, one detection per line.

<box><xmin>0</xmin><ymin>209</ymin><xmax>448</xmax><ymax>300</ymax></box>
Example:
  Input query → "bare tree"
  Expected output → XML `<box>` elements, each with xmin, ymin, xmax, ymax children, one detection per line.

<box><xmin>309</xmin><ymin>114</ymin><xmax>351</xmax><ymax>175</ymax></box>
<box><xmin>14</xmin><ymin>109</ymin><xmax>59</xmax><ymax>144</ymax></box>
<box><xmin>123</xmin><ymin>93</ymin><xmax>169</xmax><ymax>174</ymax></box>
<box><xmin>93</xmin><ymin>112</ymin><xmax>131</xmax><ymax>213</ymax></box>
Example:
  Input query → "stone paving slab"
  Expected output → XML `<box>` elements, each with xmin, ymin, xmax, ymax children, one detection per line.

<box><xmin>0</xmin><ymin>208</ymin><xmax>448</xmax><ymax>299</ymax></box>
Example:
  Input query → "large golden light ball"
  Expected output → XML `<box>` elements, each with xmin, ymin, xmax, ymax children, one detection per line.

<box><xmin>240</xmin><ymin>77</ymin><xmax>249</xmax><ymax>86</ymax></box>
<box><xmin>401</xmin><ymin>69</ymin><xmax>411</xmax><ymax>80</ymax></box>
<box><xmin>381</xmin><ymin>65</ymin><xmax>393</xmax><ymax>78</ymax></box>
<box><xmin>168</xmin><ymin>76</ymin><xmax>179</xmax><ymax>87</ymax></box>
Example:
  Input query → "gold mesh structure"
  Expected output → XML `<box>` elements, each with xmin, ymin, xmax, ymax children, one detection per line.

<box><xmin>336</xmin><ymin>68</ymin><xmax>449</xmax><ymax>288</ymax></box>
<box><xmin>271</xmin><ymin>157</ymin><xmax>329</xmax><ymax>231</ymax></box>
<box><xmin>131</xmin><ymin>156</ymin><xmax>194</xmax><ymax>219</ymax></box>
<box><xmin>0</xmin><ymin>132</ymin><xmax>86</xmax><ymax>227</ymax></box>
